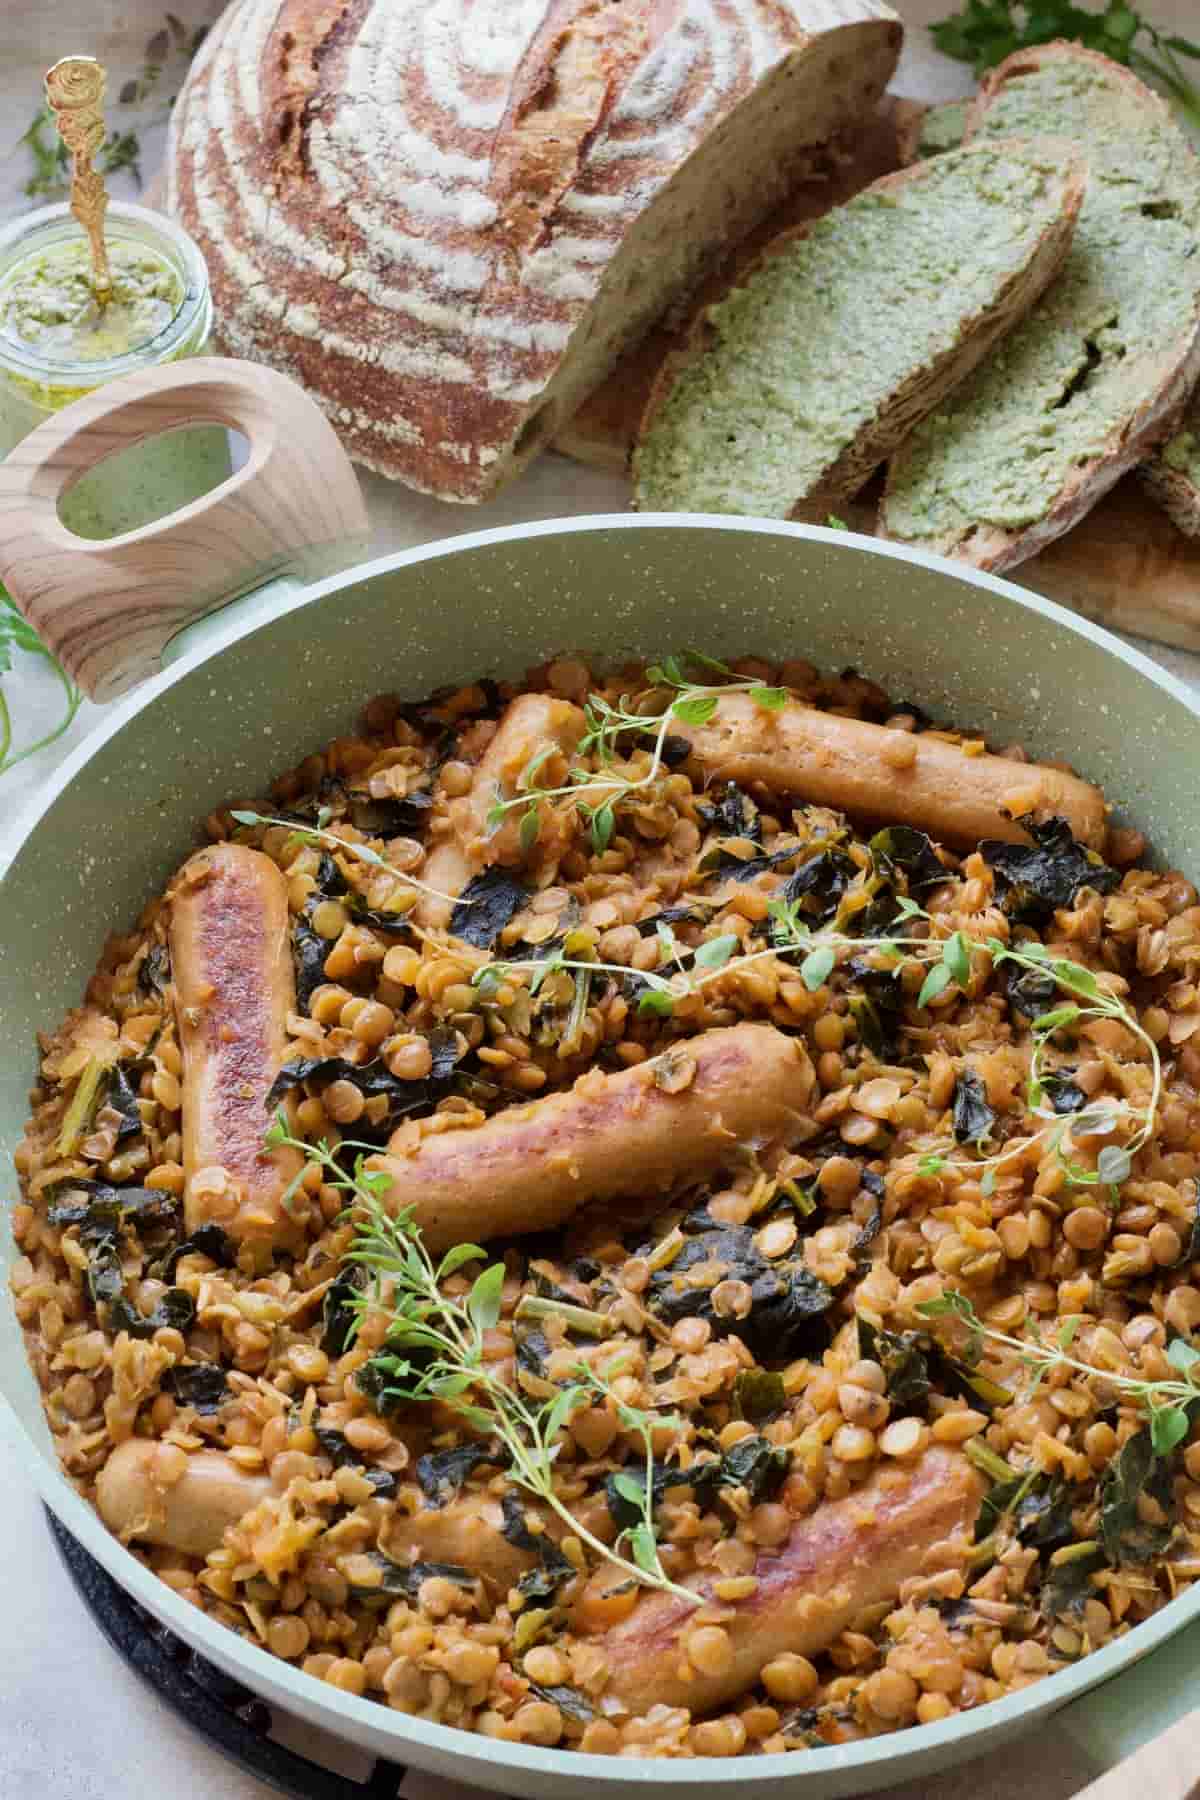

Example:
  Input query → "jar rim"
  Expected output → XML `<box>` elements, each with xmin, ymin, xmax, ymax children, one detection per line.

<box><xmin>0</xmin><ymin>200</ymin><xmax>211</xmax><ymax>384</ymax></box>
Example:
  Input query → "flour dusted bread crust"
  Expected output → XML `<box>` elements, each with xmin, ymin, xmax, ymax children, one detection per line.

<box><xmin>165</xmin><ymin>0</ymin><xmax>901</xmax><ymax>502</ymax></box>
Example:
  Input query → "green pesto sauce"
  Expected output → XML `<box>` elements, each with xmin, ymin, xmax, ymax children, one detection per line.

<box><xmin>633</xmin><ymin>144</ymin><xmax>1077</xmax><ymax>518</ymax></box>
<box><xmin>885</xmin><ymin>62</ymin><xmax>1200</xmax><ymax>543</ymax></box>
<box><xmin>0</xmin><ymin>238</ymin><xmax>183</xmax><ymax>362</ymax></box>
<box><xmin>915</xmin><ymin>99</ymin><xmax>968</xmax><ymax>159</ymax></box>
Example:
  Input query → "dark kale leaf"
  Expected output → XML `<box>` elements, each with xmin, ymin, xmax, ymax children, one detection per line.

<box><xmin>515</xmin><ymin>1327</ymin><xmax>552</xmax><ymax>1381</ymax></box>
<box><xmin>158</xmin><ymin>1222</ymin><xmax>235</xmax><ymax>1283</ymax></box>
<box><xmin>264</xmin><ymin>1053</ymin><xmax>453</xmax><ymax>1125</ymax></box>
<box><xmin>314</xmin><ymin>852</ymin><xmax>350</xmax><ymax>898</ymax></box>
<box><xmin>634</xmin><ymin>904</ymin><xmax>710</xmax><ymax>938</ymax></box>
<box><xmin>450</xmin><ymin>868</ymin><xmax>530</xmax><ymax>949</ymax></box>
<box><xmin>348</xmin><ymin>790</ymin><xmax>433</xmax><ymax>838</ymax></box>
<box><xmin>1014</xmin><ymin>1478</ymin><xmax>1076</xmax><ymax>1551</ymax></box>
<box><xmin>952</xmin><ymin>1070</ymin><xmax>996</xmax><ymax>1146</ymax></box>
<box><xmin>138</xmin><ymin>943</ymin><xmax>171</xmax><ymax>999</ymax></box>
<box><xmin>162</xmin><ymin>1362</ymin><xmax>229</xmax><ymax>1415</ymax></box>
<box><xmin>322</xmin><ymin>1264</ymin><xmax>368</xmax><ymax>1356</ymax></box>
<box><xmin>646</xmin><ymin>1225</ymin><xmax>835</xmax><ymax>1359</ymax></box>
<box><xmin>869</xmin><ymin>825</ymin><xmax>947</xmax><ymax>890</ymax></box>
<box><xmin>733</xmin><ymin>1368</ymin><xmax>787</xmax><ymax>1422</ymax></box>
<box><xmin>857</xmin><ymin>1317</ymin><xmax>932</xmax><ymax>1410</ymax></box>
<box><xmin>702</xmin><ymin>844</ymin><xmax>798</xmax><ymax>884</ymax></box>
<box><xmin>777</xmin><ymin>849</ymin><xmax>857</xmax><ymax>926</ymax></box>
<box><xmin>660</xmin><ymin>733</ymin><xmax>692</xmax><ymax>767</ymax></box>
<box><xmin>1098</xmin><ymin>1415</ymin><xmax>1196</xmax><ymax>1563</ymax></box>
<box><xmin>47</xmin><ymin>1178</ymin><xmax>180</xmax><ymax>1238</ymax></box>
<box><xmin>851</xmin><ymin>1187</ymin><xmax>885</xmax><ymax>1266</ymax></box>
<box><xmin>356</xmin><ymin>1344</ymin><xmax>437</xmax><ymax>1414</ymax></box>
<box><xmin>975</xmin><ymin>1473</ymin><xmax>1073</xmax><ymax>1550</ymax></box>
<box><xmin>415</xmin><ymin>1441</ymin><xmax>498</xmax><ymax>1506</ymax></box>
<box><xmin>346</xmin><ymin>1553</ymin><xmax>475</xmax><ymax>1606</ymax></box>
<box><xmin>501</xmin><ymin>1492</ymin><xmax>541</xmax><ymax>1551</ymax></box>
<box><xmin>313</xmin><ymin>1426</ymin><xmax>398</xmax><ymax>1498</ymax></box>
<box><xmin>526</xmin><ymin>1682</ymin><xmax>593</xmax><ymax>1722</ymax></box>
<box><xmin>928</xmin><ymin>1341</ymin><xmax>1012</xmax><ymax>1411</ymax></box>
<box><xmin>718</xmin><ymin>1433</ymin><xmax>789</xmax><ymax>1502</ymax></box>
<box><xmin>697</xmin><ymin>781</ymin><xmax>761</xmax><ymax>844</ymax></box>
<box><xmin>1041</xmin><ymin>1547</ymin><xmax>1106</xmax><ymax>1621</ymax></box>
<box><xmin>981</xmin><ymin>817</ymin><xmax>1119</xmax><ymax>926</ymax></box>
<box><xmin>94</xmin><ymin>1254</ymin><xmax>195</xmax><ymax>1338</ymax></box>
<box><xmin>105</xmin><ymin>1062</ymin><xmax>146</xmax><ymax>1143</ymax></box>
<box><xmin>292</xmin><ymin>920</ymin><xmax>330</xmax><ymax>1010</ymax></box>
<box><xmin>845</xmin><ymin>960</ymin><xmax>906</xmax><ymax>1058</ymax></box>
<box><xmin>1041</xmin><ymin>1070</ymin><xmax>1087</xmax><ymax>1115</ymax></box>
<box><xmin>1004</xmin><ymin>962</ymin><xmax>1057</xmax><ymax>1018</ymax></box>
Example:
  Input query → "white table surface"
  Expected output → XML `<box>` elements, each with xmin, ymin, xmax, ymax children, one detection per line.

<box><xmin>2</xmin><ymin>5</ymin><xmax>1198</xmax><ymax>1798</ymax></box>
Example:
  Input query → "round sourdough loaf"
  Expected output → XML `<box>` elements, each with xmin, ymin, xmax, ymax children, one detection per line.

<box><xmin>164</xmin><ymin>0</ymin><xmax>901</xmax><ymax>502</ymax></box>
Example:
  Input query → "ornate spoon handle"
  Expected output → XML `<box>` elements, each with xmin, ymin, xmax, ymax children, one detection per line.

<box><xmin>44</xmin><ymin>55</ymin><xmax>112</xmax><ymax>304</ymax></box>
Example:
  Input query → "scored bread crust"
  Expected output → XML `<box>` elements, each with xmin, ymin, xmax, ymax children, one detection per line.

<box><xmin>632</xmin><ymin>139</ymin><xmax>1086</xmax><ymax>519</ymax></box>
<box><xmin>165</xmin><ymin>0</ymin><xmax>901</xmax><ymax>503</ymax></box>
<box><xmin>879</xmin><ymin>42</ymin><xmax>1200</xmax><ymax>573</ymax></box>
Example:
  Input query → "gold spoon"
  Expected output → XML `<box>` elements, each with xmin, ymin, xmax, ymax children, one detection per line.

<box><xmin>43</xmin><ymin>55</ymin><xmax>112</xmax><ymax>307</ymax></box>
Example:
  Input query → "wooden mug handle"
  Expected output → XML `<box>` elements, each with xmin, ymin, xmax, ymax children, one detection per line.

<box><xmin>0</xmin><ymin>357</ymin><xmax>369</xmax><ymax>702</ymax></box>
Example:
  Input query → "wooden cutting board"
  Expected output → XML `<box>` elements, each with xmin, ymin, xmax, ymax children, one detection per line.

<box><xmin>554</xmin><ymin>100</ymin><xmax>1200</xmax><ymax>656</ymax></box>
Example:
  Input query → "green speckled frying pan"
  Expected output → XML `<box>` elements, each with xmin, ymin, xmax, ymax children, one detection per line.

<box><xmin>0</xmin><ymin>358</ymin><xmax>1196</xmax><ymax>1796</ymax></box>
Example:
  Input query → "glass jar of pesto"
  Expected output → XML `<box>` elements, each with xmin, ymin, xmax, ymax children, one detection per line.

<box><xmin>0</xmin><ymin>201</ymin><xmax>229</xmax><ymax>540</ymax></box>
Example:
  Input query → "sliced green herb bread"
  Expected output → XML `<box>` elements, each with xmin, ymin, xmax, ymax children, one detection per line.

<box><xmin>882</xmin><ymin>45</ymin><xmax>1200</xmax><ymax>571</ymax></box>
<box><xmin>631</xmin><ymin>139</ymin><xmax>1084</xmax><ymax>520</ymax></box>
<box><xmin>895</xmin><ymin>97</ymin><xmax>969</xmax><ymax>165</ymax></box>
<box><xmin>1142</xmin><ymin>406</ymin><xmax>1200</xmax><ymax>537</ymax></box>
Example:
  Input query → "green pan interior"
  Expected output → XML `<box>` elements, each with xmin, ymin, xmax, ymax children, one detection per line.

<box><xmin>2</xmin><ymin>516</ymin><xmax>1199</xmax><ymax>1797</ymax></box>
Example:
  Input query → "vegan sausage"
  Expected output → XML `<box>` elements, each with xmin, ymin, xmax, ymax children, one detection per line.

<box><xmin>673</xmin><ymin>692</ymin><xmax>1107</xmax><ymax>849</ymax></box>
<box><xmin>96</xmin><ymin>1441</ymin><xmax>270</xmax><ymax>1556</ymax></box>
<box><xmin>383</xmin><ymin>1493</ymin><xmax>539</xmax><ymax>1592</ymax></box>
<box><xmin>376</xmin><ymin>1022</ymin><xmax>815</xmax><ymax>1251</ymax></box>
<box><xmin>418</xmin><ymin>694</ymin><xmax>587</xmax><ymax>927</ymax></box>
<box><xmin>595</xmin><ymin>1445</ymin><xmax>983</xmax><ymax>1714</ymax></box>
<box><xmin>169</xmin><ymin>843</ymin><xmax>306</xmax><ymax>1253</ymax></box>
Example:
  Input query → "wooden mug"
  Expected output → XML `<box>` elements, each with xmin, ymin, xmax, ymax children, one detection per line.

<box><xmin>0</xmin><ymin>357</ymin><xmax>369</xmax><ymax>702</ymax></box>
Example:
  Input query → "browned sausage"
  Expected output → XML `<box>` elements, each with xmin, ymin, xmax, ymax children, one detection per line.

<box><xmin>96</xmin><ymin>1441</ymin><xmax>270</xmax><ymax>1555</ymax></box>
<box><xmin>593</xmin><ymin>1446</ymin><xmax>983</xmax><ymax>1714</ymax></box>
<box><xmin>169</xmin><ymin>843</ymin><xmax>305</xmax><ymax>1253</ymax></box>
<box><xmin>673</xmin><ymin>692</ymin><xmax>1106</xmax><ymax>849</ymax></box>
<box><xmin>418</xmin><ymin>694</ymin><xmax>587</xmax><ymax>927</ymax></box>
<box><xmin>383</xmin><ymin>1494</ymin><xmax>538</xmax><ymax>1592</ymax></box>
<box><xmin>376</xmin><ymin>1022</ymin><xmax>814</xmax><ymax>1251</ymax></box>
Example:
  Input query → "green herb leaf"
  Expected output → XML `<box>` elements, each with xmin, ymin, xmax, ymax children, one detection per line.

<box><xmin>917</xmin><ymin>962</ymin><xmax>953</xmax><ymax>1010</ymax></box>
<box><xmin>591</xmin><ymin>802</ymin><xmax>615</xmax><ymax>856</ymax></box>
<box><xmin>671</xmin><ymin>695</ymin><xmax>719</xmax><ymax>727</ymax></box>
<box><xmin>749</xmin><ymin>686</ymin><xmax>788</xmax><ymax>710</ymax></box>
<box><xmin>694</xmin><ymin>933</ymin><xmax>739</xmax><ymax>971</ymax></box>
<box><xmin>519</xmin><ymin>803</ymin><xmax>541</xmax><ymax>857</ymax></box>
<box><xmin>438</xmin><ymin>1244</ymin><xmax>487</xmax><ymax>1279</ymax></box>
<box><xmin>1167</xmin><ymin>1338</ymin><xmax>1200</xmax><ymax>1374</ymax></box>
<box><xmin>467</xmin><ymin>1263</ymin><xmax>505</xmax><ymax>1334</ymax></box>
<box><xmin>1151</xmin><ymin>1406</ymin><xmax>1191</xmax><ymax>1456</ymax></box>
<box><xmin>1097</xmin><ymin>1145</ymin><xmax>1132</xmax><ymax>1185</ymax></box>
<box><xmin>637</xmin><ymin>987</ymin><xmax>676</xmax><ymax>1018</ymax></box>
<box><xmin>611</xmin><ymin>1471</ymin><xmax>646</xmax><ymax>1509</ymax></box>
<box><xmin>801</xmin><ymin>945</ymin><xmax>836</xmax><ymax>991</ymax></box>
<box><xmin>1034</xmin><ymin>1005</ymin><xmax>1082</xmax><ymax>1032</ymax></box>
<box><xmin>944</xmin><ymin>931</ymin><xmax>971</xmax><ymax>987</ymax></box>
<box><xmin>628</xmin><ymin>1523</ymin><xmax>661</xmax><ymax>1575</ymax></box>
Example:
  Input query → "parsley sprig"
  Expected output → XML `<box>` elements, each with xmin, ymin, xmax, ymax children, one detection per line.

<box><xmin>918</xmin><ymin>1288</ymin><xmax>1200</xmax><ymax>1455</ymax></box>
<box><xmin>487</xmin><ymin>654</ymin><xmax>787</xmax><ymax>858</ymax></box>
<box><xmin>0</xmin><ymin>586</ymin><xmax>83</xmax><ymax>779</ymax></box>
<box><xmin>264</xmin><ymin>1117</ymin><xmax>700</xmax><ymax>1606</ymax></box>
<box><xmin>931</xmin><ymin>1</ymin><xmax>1200</xmax><ymax>133</ymax></box>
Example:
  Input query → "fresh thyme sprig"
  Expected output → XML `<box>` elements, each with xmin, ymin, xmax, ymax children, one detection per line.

<box><xmin>263</xmin><ymin>1116</ymin><xmax>700</xmax><ymax>1606</ymax></box>
<box><xmin>487</xmin><ymin>654</ymin><xmax>787</xmax><ymax>857</ymax></box>
<box><xmin>917</xmin><ymin>1288</ymin><xmax>1200</xmax><ymax>1455</ymax></box>
<box><xmin>0</xmin><ymin>585</ymin><xmax>84</xmax><ymax>779</ymax></box>
<box><xmin>474</xmin><ymin>895</ymin><xmax>1161</xmax><ymax>1198</ymax></box>
<box><xmin>229</xmin><ymin>810</ymin><xmax>471</xmax><ymax>909</ymax></box>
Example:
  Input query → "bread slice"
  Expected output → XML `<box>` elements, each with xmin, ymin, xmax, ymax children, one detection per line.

<box><xmin>881</xmin><ymin>45</ymin><xmax>1200</xmax><ymax>572</ymax></box>
<box><xmin>895</xmin><ymin>97</ymin><xmax>969</xmax><ymax>165</ymax></box>
<box><xmin>631</xmin><ymin>139</ymin><xmax>1084</xmax><ymax>520</ymax></box>
<box><xmin>1142</xmin><ymin>405</ymin><xmax>1200</xmax><ymax>536</ymax></box>
<box><xmin>555</xmin><ymin>103</ymin><xmax>908</xmax><ymax>475</ymax></box>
